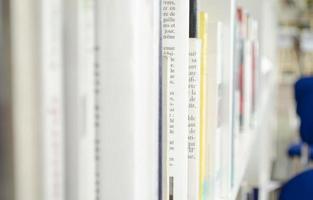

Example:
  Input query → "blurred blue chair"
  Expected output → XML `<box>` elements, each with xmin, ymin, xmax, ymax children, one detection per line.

<box><xmin>279</xmin><ymin>169</ymin><xmax>313</xmax><ymax>200</ymax></box>
<box><xmin>295</xmin><ymin>77</ymin><xmax>313</xmax><ymax>144</ymax></box>
<box><xmin>287</xmin><ymin>77</ymin><xmax>313</xmax><ymax>161</ymax></box>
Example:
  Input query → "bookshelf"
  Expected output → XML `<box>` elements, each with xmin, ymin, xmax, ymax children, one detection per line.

<box><xmin>7</xmin><ymin>0</ymin><xmax>278</xmax><ymax>200</ymax></box>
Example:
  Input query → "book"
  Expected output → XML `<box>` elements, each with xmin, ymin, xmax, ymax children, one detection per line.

<box><xmin>39</xmin><ymin>0</ymin><xmax>65</xmax><ymax>199</ymax></box>
<box><xmin>232</xmin><ymin>8</ymin><xmax>243</xmax><ymax>189</ymax></box>
<box><xmin>96</xmin><ymin>0</ymin><xmax>160</xmax><ymax>199</ymax></box>
<box><xmin>234</xmin><ymin>7</ymin><xmax>243</xmax><ymax>135</ymax></box>
<box><xmin>162</xmin><ymin>0</ymin><xmax>189</xmax><ymax>199</ymax></box>
<box><xmin>250</xmin><ymin>19</ymin><xmax>259</xmax><ymax>124</ymax></box>
<box><xmin>243</xmin><ymin>19</ymin><xmax>252</xmax><ymax>132</ymax></box>
<box><xmin>206</xmin><ymin>21</ymin><xmax>224</xmax><ymax>200</ymax></box>
<box><xmin>199</xmin><ymin>11</ymin><xmax>208</xmax><ymax>200</ymax></box>
<box><xmin>238</xmin><ymin>8</ymin><xmax>246</xmax><ymax>132</ymax></box>
<box><xmin>76</xmin><ymin>1</ymin><xmax>96</xmax><ymax>199</ymax></box>
<box><xmin>188</xmin><ymin>1</ymin><xmax>201</xmax><ymax>200</ymax></box>
<box><xmin>10</xmin><ymin>0</ymin><xmax>41</xmax><ymax>199</ymax></box>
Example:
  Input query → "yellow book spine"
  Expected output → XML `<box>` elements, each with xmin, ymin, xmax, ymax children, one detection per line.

<box><xmin>199</xmin><ymin>12</ymin><xmax>208</xmax><ymax>200</ymax></box>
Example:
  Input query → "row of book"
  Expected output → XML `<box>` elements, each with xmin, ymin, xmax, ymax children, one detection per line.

<box><xmin>8</xmin><ymin>0</ymin><xmax>263</xmax><ymax>200</ymax></box>
<box><xmin>232</xmin><ymin>6</ymin><xmax>261</xmax><ymax>189</ymax></box>
<box><xmin>163</xmin><ymin>1</ymin><xmax>224</xmax><ymax>199</ymax></box>
<box><xmin>234</xmin><ymin>7</ymin><xmax>259</xmax><ymax>135</ymax></box>
<box><xmin>11</xmin><ymin>0</ymin><xmax>96</xmax><ymax>199</ymax></box>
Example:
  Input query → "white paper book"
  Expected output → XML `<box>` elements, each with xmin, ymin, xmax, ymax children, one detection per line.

<box><xmin>161</xmin><ymin>0</ymin><xmax>189</xmax><ymax>200</ymax></box>
<box><xmin>96</xmin><ymin>0</ymin><xmax>160</xmax><ymax>200</ymax></box>
<box><xmin>63</xmin><ymin>0</ymin><xmax>96</xmax><ymax>199</ymax></box>
<box><xmin>206</xmin><ymin>21</ymin><xmax>224</xmax><ymax>200</ymax></box>
<box><xmin>188</xmin><ymin>38</ymin><xmax>201</xmax><ymax>200</ymax></box>
<box><xmin>40</xmin><ymin>0</ymin><xmax>64</xmax><ymax>199</ymax></box>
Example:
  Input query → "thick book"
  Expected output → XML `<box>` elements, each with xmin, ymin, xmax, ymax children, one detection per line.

<box><xmin>96</xmin><ymin>0</ymin><xmax>160</xmax><ymax>199</ymax></box>
<box><xmin>162</xmin><ymin>0</ymin><xmax>189</xmax><ymax>200</ymax></box>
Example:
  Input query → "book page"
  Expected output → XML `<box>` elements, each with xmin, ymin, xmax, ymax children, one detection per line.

<box><xmin>162</xmin><ymin>0</ymin><xmax>189</xmax><ymax>200</ymax></box>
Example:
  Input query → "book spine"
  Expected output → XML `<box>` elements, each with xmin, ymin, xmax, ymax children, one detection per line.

<box><xmin>96</xmin><ymin>1</ymin><xmax>137</xmax><ymax>199</ymax></box>
<box><xmin>199</xmin><ymin>11</ymin><xmax>208</xmax><ymax>200</ymax></box>
<box><xmin>97</xmin><ymin>1</ymin><xmax>159</xmax><ymax>200</ymax></box>
<box><xmin>188</xmin><ymin>38</ymin><xmax>201</xmax><ymax>200</ymax></box>
<box><xmin>63</xmin><ymin>0</ymin><xmax>78</xmax><ymax>199</ymax></box>
<box><xmin>40</xmin><ymin>0</ymin><xmax>64</xmax><ymax>199</ymax></box>
<box><xmin>132</xmin><ymin>0</ymin><xmax>160</xmax><ymax>199</ymax></box>
<box><xmin>244</xmin><ymin>38</ymin><xmax>252</xmax><ymax>132</ymax></box>
<box><xmin>77</xmin><ymin>0</ymin><xmax>96</xmax><ymax>199</ymax></box>
<box><xmin>162</xmin><ymin>0</ymin><xmax>189</xmax><ymax>200</ymax></box>
<box><xmin>237</xmin><ymin>7</ymin><xmax>246</xmax><ymax>132</ymax></box>
<box><xmin>251</xmin><ymin>17</ymin><xmax>256</xmax><ymax>128</ymax></box>
<box><xmin>206</xmin><ymin>22</ymin><xmax>224</xmax><ymax>200</ymax></box>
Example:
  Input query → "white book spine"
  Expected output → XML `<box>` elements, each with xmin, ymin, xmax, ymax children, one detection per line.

<box><xmin>206</xmin><ymin>22</ymin><xmax>223</xmax><ymax>200</ymax></box>
<box><xmin>133</xmin><ymin>1</ymin><xmax>160</xmax><ymax>199</ymax></box>
<box><xmin>188</xmin><ymin>39</ymin><xmax>201</xmax><ymax>200</ymax></box>
<box><xmin>97</xmin><ymin>2</ymin><xmax>137</xmax><ymax>199</ymax></box>
<box><xmin>162</xmin><ymin>1</ymin><xmax>189</xmax><ymax>200</ymax></box>
<box><xmin>10</xmin><ymin>0</ymin><xmax>40</xmax><ymax>199</ymax></box>
<box><xmin>77</xmin><ymin>0</ymin><xmax>96</xmax><ymax>199</ymax></box>
<box><xmin>97</xmin><ymin>1</ymin><xmax>159</xmax><ymax>200</ymax></box>
<box><xmin>40</xmin><ymin>0</ymin><xmax>64</xmax><ymax>199</ymax></box>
